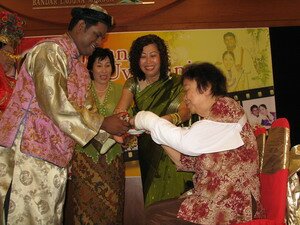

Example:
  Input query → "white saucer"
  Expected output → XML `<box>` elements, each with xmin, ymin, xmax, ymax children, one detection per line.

<box><xmin>127</xmin><ymin>129</ymin><xmax>145</xmax><ymax>135</ymax></box>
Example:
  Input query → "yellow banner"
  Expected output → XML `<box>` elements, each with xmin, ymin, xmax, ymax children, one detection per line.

<box><xmin>102</xmin><ymin>28</ymin><xmax>273</xmax><ymax>93</ymax></box>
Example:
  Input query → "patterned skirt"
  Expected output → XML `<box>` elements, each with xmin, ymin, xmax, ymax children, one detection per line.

<box><xmin>64</xmin><ymin>150</ymin><xmax>125</xmax><ymax>225</ymax></box>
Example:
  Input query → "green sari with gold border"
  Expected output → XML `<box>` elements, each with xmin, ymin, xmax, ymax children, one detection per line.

<box><xmin>125</xmin><ymin>74</ymin><xmax>193</xmax><ymax>207</ymax></box>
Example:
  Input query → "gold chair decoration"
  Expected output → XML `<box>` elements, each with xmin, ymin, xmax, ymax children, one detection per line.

<box><xmin>287</xmin><ymin>144</ymin><xmax>300</xmax><ymax>225</ymax></box>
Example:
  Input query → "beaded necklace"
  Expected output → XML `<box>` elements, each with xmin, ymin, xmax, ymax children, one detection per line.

<box><xmin>91</xmin><ymin>81</ymin><xmax>112</xmax><ymax>116</ymax></box>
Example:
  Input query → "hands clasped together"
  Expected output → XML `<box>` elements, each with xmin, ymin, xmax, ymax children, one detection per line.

<box><xmin>102</xmin><ymin>112</ymin><xmax>143</xmax><ymax>144</ymax></box>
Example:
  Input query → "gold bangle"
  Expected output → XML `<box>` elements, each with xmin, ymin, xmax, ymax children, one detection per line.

<box><xmin>170</xmin><ymin>113</ymin><xmax>177</xmax><ymax>125</ymax></box>
<box><xmin>114</xmin><ymin>108</ymin><xmax>127</xmax><ymax>114</ymax></box>
<box><xmin>174</xmin><ymin>113</ymin><xmax>182</xmax><ymax>125</ymax></box>
<box><xmin>170</xmin><ymin>113</ymin><xmax>182</xmax><ymax>125</ymax></box>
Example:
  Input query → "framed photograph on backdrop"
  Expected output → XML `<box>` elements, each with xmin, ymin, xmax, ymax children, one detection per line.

<box><xmin>242</xmin><ymin>96</ymin><xmax>276</xmax><ymax>129</ymax></box>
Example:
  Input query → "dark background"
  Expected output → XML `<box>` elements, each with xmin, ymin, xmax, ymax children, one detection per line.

<box><xmin>270</xmin><ymin>26</ymin><xmax>300</xmax><ymax>146</ymax></box>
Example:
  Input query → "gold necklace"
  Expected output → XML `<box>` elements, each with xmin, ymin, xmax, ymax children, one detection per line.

<box><xmin>91</xmin><ymin>81</ymin><xmax>112</xmax><ymax>116</ymax></box>
<box><xmin>145</xmin><ymin>76</ymin><xmax>159</xmax><ymax>85</ymax></box>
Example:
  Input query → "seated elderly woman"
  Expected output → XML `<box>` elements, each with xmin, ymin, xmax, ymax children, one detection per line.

<box><xmin>130</xmin><ymin>62</ymin><xmax>265</xmax><ymax>225</ymax></box>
